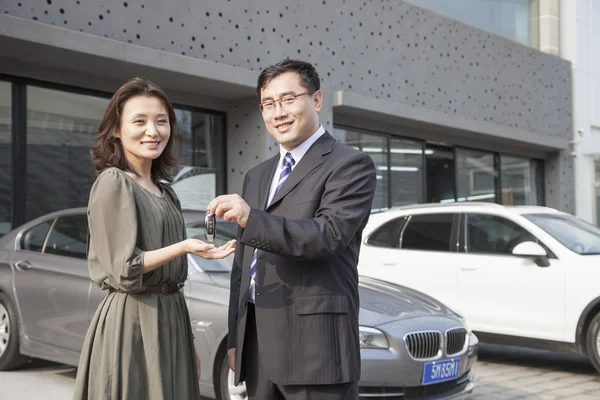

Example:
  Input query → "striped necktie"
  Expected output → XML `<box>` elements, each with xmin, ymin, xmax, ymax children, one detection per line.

<box><xmin>249</xmin><ymin>152</ymin><xmax>295</xmax><ymax>303</ymax></box>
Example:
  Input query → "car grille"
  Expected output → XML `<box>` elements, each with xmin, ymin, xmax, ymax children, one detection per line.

<box><xmin>404</xmin><ymin>331</ymin><xmax>442</xmax><ymax>360</ymax></box>
<box><xmin>446</xmin><ymin>327</ymin><xmax>468</xmax><ymax>356</ymax></box>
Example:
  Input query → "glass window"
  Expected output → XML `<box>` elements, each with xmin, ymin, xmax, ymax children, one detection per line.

<box><xmin>466</xmin><ymin>214</ymin><xmax>537</xmax><ymax>255</ymax></box>
<box><xmin>171</xmin><ymin>109</ymin><xmax>226</xmax><ymax>211</ymax></box>
<box><xmin>44</xmin><ymin>214</ymin><xmax>88</xmax><ymax>259</ymax></box>
<box><xmin>0</xmin><ymin>81</ymin><xmax>11</xmax><ymax>235</ymax></box>
<box><xmin>404</xmin><ymin>0</ymin><xmax>533</xmax><ymax>46</ymax></box>
<box><xmin>456</xmin><ymin>148</ymin><xmax>497</xmax><ymax>203</ymax></box>
<box><xmin>26</xmin><ymin>86</ymin><xmax>108</xmax><ymax>222</ymax></box>
<box><xmin>524</xmin><ymin>213</ymin><xmax>600</xmax><ymax>255</ymax></box>
<box><xmin>500</xmin><ymin>155</ymin><xmax>543</xmax><ymax>205</ymax></box>
<box><xmin>333</xmin><ymin>127</ymin><xmax>389</xmax><ymax>211</ymax></box>
<box><xmin>366</xmin><ymin>218</ymin><xmax>406</xmax><ymax>248</ymax></box>
<box><xmin>390</xmin><ymin>138</ymin><xmax>423</xmax><ymax>206</ymax></box>
<box><xmin>401</xmin><ymin>213</ymin><xmax>455</xmax><ymax>252</ymax></box>
<box><xmin>25</xmin><ymin>85</ymin><xmax>226</xmax><ymax>222</ymax></box>
<box><xmin>426</xmin><ymin>145</ymin><xmax>456</xmax><ymax>203</ymax></box>
<box><xmin>20</xmin><ymin>220</ymin><xmax>53</xmax><ymax>252</ymax></box>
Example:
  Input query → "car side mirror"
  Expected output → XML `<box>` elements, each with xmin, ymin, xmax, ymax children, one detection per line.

<box><xmin>512</xmin><ymin>241</ymin><xmax>550</xmax><ymax>267</ymax></box>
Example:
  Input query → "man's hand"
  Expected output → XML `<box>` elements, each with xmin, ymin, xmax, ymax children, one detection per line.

<box><xmin>227</xmin><ymin>348</ymin><xmax>236</xmax><ymax>372</ymax></box>
<box><xmin>207</xmin><ymin>195</ymin><xmax>251</xmax><ymax>228</ymax></box>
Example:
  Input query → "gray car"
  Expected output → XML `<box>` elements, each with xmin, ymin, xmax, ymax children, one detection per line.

<box><xmin>0</xmin><ymin>208</ymin><xmax>478</xmax><ymax>399</ymax></box>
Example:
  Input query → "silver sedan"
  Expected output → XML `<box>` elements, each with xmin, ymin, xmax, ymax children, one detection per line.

<box><xmin>0</xmin><ymin>208</ymin><xmax>478</xmax><ymax>399</ymax></box>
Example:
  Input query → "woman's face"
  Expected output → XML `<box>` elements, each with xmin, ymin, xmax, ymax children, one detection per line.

<box><xmin>116</xmin><ymin>95</ymin><xmax>171</xmax><ymax>164</ymax></box>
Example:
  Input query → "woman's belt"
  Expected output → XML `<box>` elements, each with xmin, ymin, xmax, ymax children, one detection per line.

<box><xmin>108</xmin><ymin>282</ymin><xmax>185</xmax><ymax>295</ymax></box>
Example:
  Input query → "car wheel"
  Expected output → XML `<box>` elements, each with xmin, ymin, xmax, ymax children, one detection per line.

<box><xmin>216</xmin><ymin>350</ymin><xmax>248</xmax><ymax>400</ymax></box>
<box><xmin>586</xmin><ymin>311</ymin><xmax>600</xmax><ymax>374</ymax></box>
<box><xmin>0</xmin><ymin>292</ymin><xmax>29</xmax><ymax>370</ymax></box>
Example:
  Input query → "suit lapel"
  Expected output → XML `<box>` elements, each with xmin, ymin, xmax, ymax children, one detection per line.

<box><xmin>267</xmin><ymin>132</ymin><xmax>335</xmax><ymax>211</ymax></box>
<box><xmin>258</xmin><ymin>155</ymin><xmax>280</xmax><ymax>210</ymax></box>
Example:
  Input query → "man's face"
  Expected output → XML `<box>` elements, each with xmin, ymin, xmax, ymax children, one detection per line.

<box><xmin>259</xmin><ymin>72</ymin><xmax>322</xmax><ymax>151</ymax></box>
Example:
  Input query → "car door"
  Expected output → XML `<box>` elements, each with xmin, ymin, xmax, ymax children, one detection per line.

<box><xmin>457</xmin><ymin>213</ymin><xmax>565</xmax><ymax>340</ymax></box>
<box><xmin>359</xmin><ymin>213</ymin><xmax>461</xmax><ymax>311</ymax></box>
<box><xmin>11</xmin><ymin>213</ymin><xmax>93</xmax><ymax>352</ymax></box>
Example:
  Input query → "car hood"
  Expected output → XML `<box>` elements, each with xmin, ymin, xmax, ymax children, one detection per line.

<box><xmin>358</xmin><ymin>276</ymin><xmax>456</xmax><ymax>327</ymax></box>
<box><xmin>201</xmin><ymin>274</ymin><xmax>456</xmax><ymax>327</ymax></box>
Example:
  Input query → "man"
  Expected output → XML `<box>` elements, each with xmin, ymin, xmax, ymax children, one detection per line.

<box><xmin>207</xmin><ymin>59</ymin><xmax>376</xmax><ymax>400</ymax></box>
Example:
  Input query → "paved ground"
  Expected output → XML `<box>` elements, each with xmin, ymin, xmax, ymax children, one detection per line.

<box><xmin>464</xmin><ymin>344</ymin><xmax>600</xmax><ymax>400</ymax></box>
<box><xmin>0</xmin><ymin>344</ymin><xmax>599</xmax><ymax>399</ymax></box>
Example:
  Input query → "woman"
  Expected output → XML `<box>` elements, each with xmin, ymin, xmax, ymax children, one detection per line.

<box><xmin>72</xmin><ymin>77</ymin><xmax>235</xmax><ymax>400</ymax></box>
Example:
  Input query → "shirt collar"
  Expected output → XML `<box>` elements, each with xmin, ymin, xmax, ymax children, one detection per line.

<box><xmin>279</xmin><ymin>124</ymin><xmax>326</xmax><ymax>167</ymax></box>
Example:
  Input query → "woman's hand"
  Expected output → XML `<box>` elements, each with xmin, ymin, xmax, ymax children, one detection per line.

<box><xmin>184</xmin><ymin>238</ymin><xmax>236</xmax><ymax>259</ymax></box>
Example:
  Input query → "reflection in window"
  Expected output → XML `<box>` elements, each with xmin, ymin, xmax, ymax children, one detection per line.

<box><xmin>44</xmin><ymin>214</ymin><xmax>88</xmax><ymax>259</ymax></box>
<box><xmin>0</xmin><ymin>81</ymin><xmax>11</xmax><ymax>235</ymax></box>
<box><xmin>390</xmin><ymin>138</ymin><xmax>423</xmax><ymax>206</ymax></box>
<box><xmin>26</xmin><ymin>86</ymin><xmax>108</xmax><ymax>222</ymax></box>
<box><xmin>500</xmin><ymin>155</ymin><xmax>542</xmax><ymax>205</ymax></box>
<box><xmin>456</xmin><ymin>148</ymin><xmax>497</xmax><ymax>203</ymax></box>
<box><xmin>466</xmin><ymin>214</ymin><xmax>536</xmax><ymax>255</ymax></box>
<box><xmin>24</xmin><ymin>85</ymin><xmax>225</xmax><ymax>222</ymax></box>
<box><xmin>172</xmin><ymin>109</ymin><xmax>225</xmax><ymax>211</ymax></box>
<box><xmin>404</xmin><ymin>0</ymin><xmax>533</xmax><ymax>46</ymax></box>
<box><xmin>367</xmin><ymin>218</ymin><xmax>405</xmax><ymax>248</ymax></box>
<box><xmin>401</xmin><ymin>213</ymin><xmax>455</xmax><ymax>252</ymax></box>
<box><xmin>333</xmin><ymin>127</ymin><xmax>423</xmax><ymax>211</ymax></box>
<box><xmin>524</xmin><ymin>213</ymin><xmax>600</xmax><ymax>255</ymax></box>
<box><xmin>333</xmin><ymin>127</ymin><xmax>388</xmax><ymax>211</ymax></box>
<box><xmin>20</xmin><ymin>220</ymin><xmax>53</xmax><ymax>252</ymax></box>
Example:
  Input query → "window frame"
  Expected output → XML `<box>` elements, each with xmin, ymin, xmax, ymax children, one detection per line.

<box><xmin>462</xmin><ymin>212</ymin><xmax>556</xmax><ymax>258</ymax></box>
<box><xmin>0</xmin><ymin>73</ymin><xmax>227</xmax><ymax>229</ymax></box>
<box><xmin>16</xmin><ymin>217</ymin><xmax>55</xmax><ymax>254</ymax></box>
<box><xmin>42</xmin><ymin>213</ymin><xmax>89</xmax><ymax>260</ymax></box>
<box><xmin>398</xmin><ymin>212</ymin><xmax>460</xmax><ymax>253</ymax></box>
<box><xmin>364</xmin><ymin>216</ymin><xmax>408</xmax><ymax>248</ymax></box>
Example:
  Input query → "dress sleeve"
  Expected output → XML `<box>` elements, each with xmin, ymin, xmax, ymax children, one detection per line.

<box><xmin>87</xmin><ymin>168</ymin><xmax>144</xmax><ymax>292</ymax></box>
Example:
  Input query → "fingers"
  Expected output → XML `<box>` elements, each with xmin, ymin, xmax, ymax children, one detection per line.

<box><xmin>217</xmin><ymin>239</ymin><xmax>236</xmax><ymax>251</ymax></box>
<box><xmin>207</xmin><ymin>194</ymin><xmax>241</xmax><ymax>215</ymax></box>
<box><xmin>214</xmin><ymin>201</ymin><xmax>235</xmax><ymax>219</ymax></box>
<box><xmin>223</xmin><ymin>208</ymin><xmax>240</xmax><ymax>223</ymax></box>
<box><xmin>189</xmin><ymin>239</ymin><xmax>215</xmax><ymax>252</ymax></box>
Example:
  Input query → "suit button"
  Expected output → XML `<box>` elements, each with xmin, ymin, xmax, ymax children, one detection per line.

<box><xmin>266</xmin><ymin>245</ymin><xmax>272</xmax><ymax>251</ymax></box>
<box><xmin>250</xmin><ymin>239</ymin><xmax>256</xmax><ymax>245</ymax></box>
<box><xmin>242</xmin><ymin>300</ymin><xmax>247</xmax><ymax>306</ymax></box>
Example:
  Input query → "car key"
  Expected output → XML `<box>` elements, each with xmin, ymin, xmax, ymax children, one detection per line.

<box><xmin>204</xmin><ymin>211</ymin><xmax>216</xmax><ymax>243</ymax></box>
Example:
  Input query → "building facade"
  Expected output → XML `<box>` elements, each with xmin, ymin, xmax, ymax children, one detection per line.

<box><xmin>0</xmin><ymin>0</ymin><xmax>573</xmax><ymax>235</ymax></box>
<box><xmin>557</xmin><ymin>0</ymin><xmax>600</xmax><ymax>224</ymax></box>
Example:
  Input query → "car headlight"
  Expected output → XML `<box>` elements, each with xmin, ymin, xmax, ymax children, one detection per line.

<box><xmin>359</xmin><ymin>326</ymin><xmax>389</xmax><ymax>349</ymax></box>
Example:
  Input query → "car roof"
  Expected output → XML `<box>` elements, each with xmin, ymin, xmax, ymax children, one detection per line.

<box><xmin>369</xmin><ymin>202</ymin><xmax>564</xmax><ymax>221</ymax></box>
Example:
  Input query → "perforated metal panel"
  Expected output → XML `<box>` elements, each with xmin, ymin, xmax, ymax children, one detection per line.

<box><xmin>1</xmin><ymin>0</ymin><xmax>573</xmax><ymax>209</ymax></box>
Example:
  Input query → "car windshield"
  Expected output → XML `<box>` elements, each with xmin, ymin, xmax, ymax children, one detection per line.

<box><xmin>522</xmin><ymin>213</ymin><xmax>600</xmax><ymax>255</ymax></box>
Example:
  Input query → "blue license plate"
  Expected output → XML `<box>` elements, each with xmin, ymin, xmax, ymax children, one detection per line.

<box><xmin>422</xmin><ymin>358</ymin><xmax>460</xmax><ymax>385</ymax></box>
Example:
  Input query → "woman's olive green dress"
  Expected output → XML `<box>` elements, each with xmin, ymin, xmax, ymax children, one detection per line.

<box><xmin>73</xmin><ymin>167</ymin><xmax>200</xmax><ymax>400</ymax></box>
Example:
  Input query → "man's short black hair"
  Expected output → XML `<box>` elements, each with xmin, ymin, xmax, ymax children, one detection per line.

<box><xmin>256</xmin><ymin>59</ymin><xmax>320</xmax><ymax>100</ymax></box>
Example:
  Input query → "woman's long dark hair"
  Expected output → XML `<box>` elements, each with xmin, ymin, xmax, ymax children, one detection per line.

<box><xmin>91</xmin><ymin>77</ymin><xmax>178</xmax><ymax>183</ymax></box>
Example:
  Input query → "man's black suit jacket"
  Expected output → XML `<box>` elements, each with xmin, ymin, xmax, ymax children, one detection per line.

<box><xmin>227</xmin><ymin>131</ymin><xmax>377</xmax><ymax>386</ymax></box>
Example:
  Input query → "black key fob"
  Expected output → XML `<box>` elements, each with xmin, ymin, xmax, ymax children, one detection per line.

<box><xmin>204</xmin><ymin>211</ymin><xmax>215</xmax><ymax>242</ymax></box>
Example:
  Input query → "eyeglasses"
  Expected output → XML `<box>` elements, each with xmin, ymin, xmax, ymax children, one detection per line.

<box><xmin>258</xmin><ymin>90</ymin><xmax>317</xmax><ymax>113</ymax></box>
